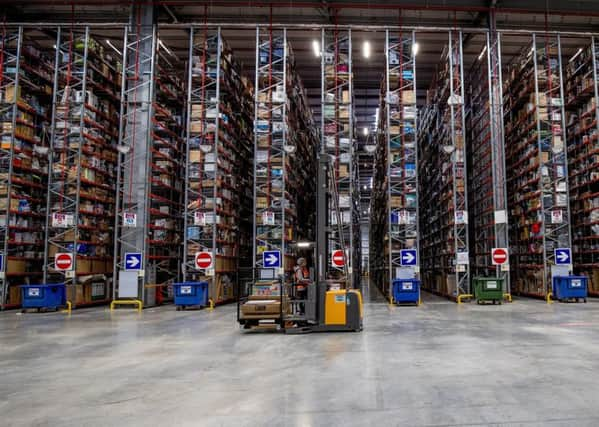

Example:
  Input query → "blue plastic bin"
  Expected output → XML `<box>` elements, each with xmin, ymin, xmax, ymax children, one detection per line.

<box><xmin>173</xmin><ymin>281</ymin><xmax>209</xmax><ymax>309</ymax></box>
<box><xmin>392</xmin><ymin>278</ymin><xmax>420</xmax><ymax>305</ymax></box>
<box><xmin>21</xmin><ymin>283</ymin><xmax>66</xmax><ymax>311</ymax></box>
<box><xmin>552</xmin><ymin>276</ymin><xmax>587</xmax><ymax>302</ymax></box>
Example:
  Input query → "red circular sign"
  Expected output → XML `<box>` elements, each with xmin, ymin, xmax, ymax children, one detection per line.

<box><xmin>492</xmin><ymin>248</ymin><xmax>508</xmax><ymax>265</ymax></box>
<box><xmin>195</xmin><ymin>252</ymin><xmax>213</xmax><ymax>269</ymax></box>
<box><xmin>331</xmin><ymin>250</ymin><xmax>345</xmax><ymax>267</ymax></box>
<box><xmin>55</xmin><ymin>253</ymin><xmax>73</xmax><ymax>270</ymax></box>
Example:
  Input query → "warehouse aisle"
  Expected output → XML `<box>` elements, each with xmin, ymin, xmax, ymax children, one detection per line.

<box><xmin>2</xmin><ymin>298</ymin><xmax>599</xmax><ymax>426</ymax></box>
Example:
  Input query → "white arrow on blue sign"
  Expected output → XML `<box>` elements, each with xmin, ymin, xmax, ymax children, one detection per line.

<box><xmin>554</xmin><ymin>248</ymin><xmax>572</xmax><ymax>265</ymax></box>
<box><xmin>125</xmin><ymin>252</ymin><xmax>142</xmax><ymax>271</ymax></box>
<box><xmin>400</xmin><ymin>249</ymin><xmax>418</xmax><ymax>266</ymax></box>
<box><xmin>263</xmin><ymin>250</ymin><xmax>281</xmax><ymax>268</ymax></box>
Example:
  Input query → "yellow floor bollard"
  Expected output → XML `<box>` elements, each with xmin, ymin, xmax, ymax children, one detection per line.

<box><xmin>457</xmin><ymin>294</ymin><xmax>473</xmax><ymax>304</ymax></box>
<box><xmin>546</xmin><ymin>292</ymin><xmax>553</xmax><ymax>304</ymax></box>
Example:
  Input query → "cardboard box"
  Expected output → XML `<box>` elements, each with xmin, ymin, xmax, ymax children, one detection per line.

<box><xmin>6</xmin><ymin>259</ymin><xmax>26</xmax><ymax>274</ymax></box>
<box><xmin>76</xmin><ymin>259</ymin><xmax>92</xmax><ymax>274</ymax></box>
<box><xmin>9</xmin><ymin>285</ymin><xmax>21</xmax><ymax>305</ymax></box>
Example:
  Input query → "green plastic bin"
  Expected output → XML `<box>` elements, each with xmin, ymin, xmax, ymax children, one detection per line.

<box><xmin>473</xmin><ymin>277</ymin><xmax>504</xmax><ymax>305</ymax></box>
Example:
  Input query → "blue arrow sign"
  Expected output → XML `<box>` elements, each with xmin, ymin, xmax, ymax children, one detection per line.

<box><xmin>0</xmin><ymin>253</ymin><xmax>3</xmax><ymax>272</ymax></box>
<box><xmin>263</xmin><ymin>250</ymin><xmax>281</xmax><ymax>268</ymax></box>
<box><xmin>125</xmin><ymin>252</ymin><xmax>142</xmax><ymax>271</ymax></box>
<box><xmin>554</xmin><ymin>248</ymin><xmax>572</xmax><ymax>265</ymax></box>
<box><xmin>400</xmin><ymin>249</ymin><xmax>418</xmax><ymax>266</ymax></box>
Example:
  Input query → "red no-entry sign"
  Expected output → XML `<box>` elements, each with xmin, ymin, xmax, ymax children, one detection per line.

<box><xmin>55</xmin><ymin>252</ymin><xmax>74</xmax><ymax>271</ymax></box>
<box><xmin>195</xmin><ymin>252</ymin><xmax>213</xmax><ymax>269</ymax></box>
<box><xmin>491</xmin><ymin>248</ymin><xmax>508</xmax><ymax>265</ymax></box>
<box><xmin>331</xmin><ymin>250</ymin><xmax>345</xmax><ymax>267</ymax></box>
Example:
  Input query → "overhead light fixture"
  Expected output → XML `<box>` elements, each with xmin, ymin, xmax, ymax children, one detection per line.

<box><xmin>363</xmin><ymin>127</ymin><xmax>369</xmax><ymax>136</ymax></box>
<box><xmin>570</xmin><ymin>47</ymin><xmax>583</xmax><ymax>63</ymax></box>
<box><xmin>364</xmin><ymin>144</ymin><xmax>376</xmax><ymax>154</ymax></box>
<box><xmin>412</xmin><ymin>42</ymin><xmax>420</xmax><ymax>56</ymax></box>
<box><xmin>478</xmin><ymin>45</ymin><xmax>487</xmax><ymax>61</ymax></box>
<box><xmin>312</xmin><ymin>40</ymin><xmax>321</xmax><ymax>57</ymax></box>
<box><xmin>297</xmin><ymin>241</ymin><xmax>313</xmax><ymax>248</ymax></box>
<box><xmin>158</xmin><ymin>38</ymin><xmax>176</xmax><ymax>58</ymax></box>
<box><xmin>363</xmin><ymin>40</ymin><xmax>371</xmax><ymax>59</ymax></box>
<box><xmin>106</xmin><ymin>39</ymin><xmax>122</xmax><ymax>56</ymax></box>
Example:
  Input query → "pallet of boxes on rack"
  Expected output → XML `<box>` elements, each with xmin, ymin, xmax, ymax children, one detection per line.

<box><xmin>183</xmin><ymin>27</ymin><xmax>254</xmax><ymax>305</ymax></box>
<box><xmin>45</xmin><ymin>28</ymin><xmax>122</xmax><ymax>308</ymax></box>
<box><xmin>0</xmin><ymin>28</ymin><xmax>54</xmax><ymax>309</ymax></box>
<box><xmin>418</xmin><ymin>32</ymin><xmax>470</xmax><ymax>300</ymax></box>
<box><xmin>502</xmin><ymin>34</ymin><xmax>571</xmax><ymax>298</ymax></box>
<box><xmin>564</xmin><ymin>36</ymin><xmax>599</xmax><ymax>296</ymax></box>
<box><xmin>242</xmin><ymin>29</ymin><xmax>318</xmax><ymax>327</ymax></box>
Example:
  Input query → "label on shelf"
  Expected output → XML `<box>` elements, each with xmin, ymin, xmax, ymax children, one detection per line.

<box><xmin>551</xmin><ymin>210</ymin><xmax>563</xmax><ymax>224</ymax></box>
<box><xmin>194</xmin><ymin>212</ymin><xmax>206</xmax><ymax>226</ymax></box>
<box><xmin>456</xmin><ymin>252</ymin><xmax>469</xmax><ymax>265</ymax></box>
<box><xmin>455</xmin><ymin>211</ymin><xmax>468</xmax><ymax>225</ymax></box>
<box><xmin>123</xmin><ymin>212</ymin><xmax>137</xmax><ymax>227</ymax></box>
<box><xmin>494</xmin><ymin>210</ymin><xmax>507</xmax><ymax>224</ymax></box>
<box><xmin>52</xmin><ymin>213</ymin><xmax>74</xmax><ymax>228</ymax></box>
<box><xmin>262</xmin><ymin>211</ymin><xmax>275</xmax><ymax>226</ymax></box>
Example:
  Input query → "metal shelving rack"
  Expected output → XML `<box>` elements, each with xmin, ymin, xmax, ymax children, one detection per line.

<box><xmin>183</xmin><ymin>26</ymin><xmax>254</xmax><ymax>304</ymax></box>
<box><xmin>503</xmin><ymin>33</ymin><xmax>571</xmax><ymax>297</ymax></box>
<box><xmin>0</xmin><ymin>27</ymin><xmax>53</xmax><ymax>308</ymax></box>
<box><xmin>44</xmin><ymin>27</ymin><xmax>122</xmax><ymax>307</ymax></box>
<box><xmin>251</xmin><ymin>26</ymin><xmax>318</xmax><ymax>319</ymax></box>
<box><xmin>466</xmin><ymin>31</ymin><xmax>510</xmax><ymax>289</ymax></box>
<box><xmin>114</xmin><ymin>20</ymin><xmax>185</xmax><ymax>307</ymax></box>
<box><xmin>419</xmin><ymin>31</ymin><xmax>469</xmax><ymax>299</ymax></box>
<box><xmin>321</xmin><ymin>27</ymin><xmax>356</xmax><ymax>287</ymax></box>
<box><xmin>564</xmin><ymin>36</ymin><xmax>599</xmax><ymax>294</ymax></box>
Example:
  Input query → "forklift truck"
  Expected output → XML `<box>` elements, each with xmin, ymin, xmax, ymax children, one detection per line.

<box><xmin>238</xmin><ymin>155</ymin><xmax>363</xmax><ymax>333</ymax></box>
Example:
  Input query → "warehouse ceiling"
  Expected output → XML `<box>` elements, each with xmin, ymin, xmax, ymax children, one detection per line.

<box><xmin>8</xmin><ymin>0</ymin><xmax>599</xmax><ymax>205</ymax></box>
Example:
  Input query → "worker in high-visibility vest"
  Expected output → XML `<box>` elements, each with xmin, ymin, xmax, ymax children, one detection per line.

<box><xmin>293</xmin><ymin>257</ymin><xmax>311</xmax><ymax>314</ymax></box>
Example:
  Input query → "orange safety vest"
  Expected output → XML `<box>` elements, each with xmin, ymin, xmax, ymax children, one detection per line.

<box><xmin>295</xmin><ymin>267</ymin><xmax>310</xmax><ymax>290</ymax></box>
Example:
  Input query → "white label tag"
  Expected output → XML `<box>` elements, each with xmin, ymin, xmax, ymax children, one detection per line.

<box><xmin>123</xmin><ymin>212</ymin><xmax>137</xmax><ymax>227</ymax></box>
<box><xmin>486</xmin><ymin>281</ymin><xmax>498</xmax><ymax>289</ymax></box>
<box><xmin>180</xmin><ymin>286</ymin><xmax>192</xmax><ymax>295</ymax></box>
<box><xmin>194</xmin><ymin>211</ymin><xmax>206</xmax><ymax>226</ymax></box>
<box><xmin>28</xmin><ymin>288</ymin><xmax>40</xmax><ymax>297</ymax></box>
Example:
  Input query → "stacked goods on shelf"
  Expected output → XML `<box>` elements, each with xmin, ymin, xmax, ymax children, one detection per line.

<box><xmin>418</xmin><ymin>32</ymin><xmax>469</xmax><ymax>299</ymax></box>
<box><xmin>503</xmin><ymin>34</ymin><xmax>571</xmax><ymax>297</ymax></box>
<box><xmin>253</xmin><ymin>28</ymin><xmax>317</xmax><ymax>295</ymax></box>
<box><xmin>147</xmin><ymin>38</ymin><xmax>186</xmax><ymax>304</ymax></box>
<box><xmin>45</xmin><ymin>29</ymin><xmax>121</xmax><ymax>307</ymax></box>
<box><xmin>184</xmin><ymin>28</ymin><xmax>254</xmax><ymax>304</ymax></box>
<box><xmin>564</xmin><ymin>37</ymin><xmax>599</xmax><ymax>295</ymax></box>
<box><xmin>465</xmin><ymin>33</ymin><xmax>509</xmax><ymax>287</ymax></box>
<box><xmin>369</xmin><ymin>30</ymin><xmax>418</xmax><ymax>298</ymax></box>
<box><xmin>0</xmin><ymin>28</ymin><xmax>53</xmax><ymax>308</ymax></box>
<box><xmin>322</xmin><ymin>28</ymin><xmax>359</xmax><ymax>287</ymax></box>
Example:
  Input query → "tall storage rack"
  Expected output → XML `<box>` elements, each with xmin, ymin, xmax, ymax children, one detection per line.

<box><xmin>503</xmin><ymin>34</ymin><xmax>571</xmax><ymax>298</ymax></box>
<box><xmin>321</xmin><ymin>28</ymin><xmax>359</xmax><ymax>288</ymax></box>
<box><xmin>369</xmin><ymin>29</ymin><xmax>418</xmax><ymax>298</ymax></box>
<box><xmin>114</xmin><ymin>24</ymin><xmax>185</xmax><ymax>306</ymax></box>
<box><xmin>44</xmin><ymin>27</ymin><xmax>122</xmax><ymax>307</ymax></box>
<box><xmin>183</xmin><ymin>27</ymin><xmax>254</xmax><ymax>305</ymax></box>
<box><xmin>253</xmin><ymin>28</ymin><xmax>318</xmax><ymax>279</ymax></box>
<box><xmin>418</xmin><ymin>31</ymin><xmax>470</xmax><ymax>299</ymax></box>
<box><xmin>466</xmin><ymin>31</ymin><xmax>510</xmax><ymax>288</ymax></box>
<box><xmin>0</xmin><ymin>28</ymin><xmax>54</xmax><ymax>309</ymax></box>
<box><xmin>564</xmin><ymin>36</ymin><xmax>599</xmax><ymax>296</ymax></box>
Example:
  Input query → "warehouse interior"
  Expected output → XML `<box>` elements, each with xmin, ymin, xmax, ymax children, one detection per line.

<box><xmin>3</xmin><ymin>1</ymin><xmax>599</xmax><ymax>426</ymax></box>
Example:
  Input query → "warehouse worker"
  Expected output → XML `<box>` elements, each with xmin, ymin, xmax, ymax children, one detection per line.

<box><xmin>294</xmin><ymin>257</ymin><xmax>311</xmax><ymax>314</ymax></box>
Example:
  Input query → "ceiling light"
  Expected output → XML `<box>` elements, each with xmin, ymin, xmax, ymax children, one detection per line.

<box><xmin>412</xmin><ymin>42</ymin><xmax>419</xmax><ymax>56</ymax></box>
<box><xmin>297</xmin><ymin>241</ymin><xmax>313</xmax><ymax>248</ymax></box>
<box><xmin>478</xmin><ymin>45</ymin><xmax>487</xmax><ymax>61</ymax></box>
<box><xmin>312</xmin><ymin>40</ymin><xmax>321</xmax><ymax>57</ymax></box>
<box><xmin>106</xmin><ymin>39</ymin><xmax>122</xmax><ymax>56</ymax></box>
<box><xmin>364</xmin><ymin>145</ymin><xmax>376</xmax><ymax>154</ymax></box>
<box><xmin>363</xmin><ymin>127</ymin><xmax>369</xmax><ymax>136</ymax></box>
<box><xmin>363</xmin><ymin>40</ymin><xmax>371</xmax><ymax>59</ymax></box>
<box><xmin>570</xmin><ymin>47</ymin><xmax>583</xmax><ymax>63</ymax></box>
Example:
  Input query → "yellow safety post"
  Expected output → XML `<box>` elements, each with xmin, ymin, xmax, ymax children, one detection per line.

<box><xmin>208</xmin><ymin>299</ymin><xmax>215</xmax><ymax>311</ymax></box>
<box><xmin>457</xmin><ymin>294</ymin><xmax>473</xmax><ymax>304</ymax></box>
<box><xmin>110</xmin><ymin>299</ymin><xmax>143</xmax><ymax>312</ymax></box>
<box><xmin>546</xmin><ymin>292</ymin><xmax>553</xmax><ymax>304</ymax></box>
<box><xmin>503</xmin><ymin>293</ymin><xmax>512</xmax><ymax>303</ymax></box>
<box><xmin>60</xmin><ymin>301</ymin><xmax>72</xmax><ymax>314</ymax></box>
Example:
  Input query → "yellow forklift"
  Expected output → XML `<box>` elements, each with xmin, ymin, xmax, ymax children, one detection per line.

<box><xmin>238</xmin><ymin>155</ymin><xmax>363</xmax><ymax>333</ymax></box>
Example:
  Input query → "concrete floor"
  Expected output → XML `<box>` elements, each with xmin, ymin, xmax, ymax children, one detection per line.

<box><xmin>2</xmin><ymin>283</ymin><xmax>599</xmax><ymax>426</ymax></box>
